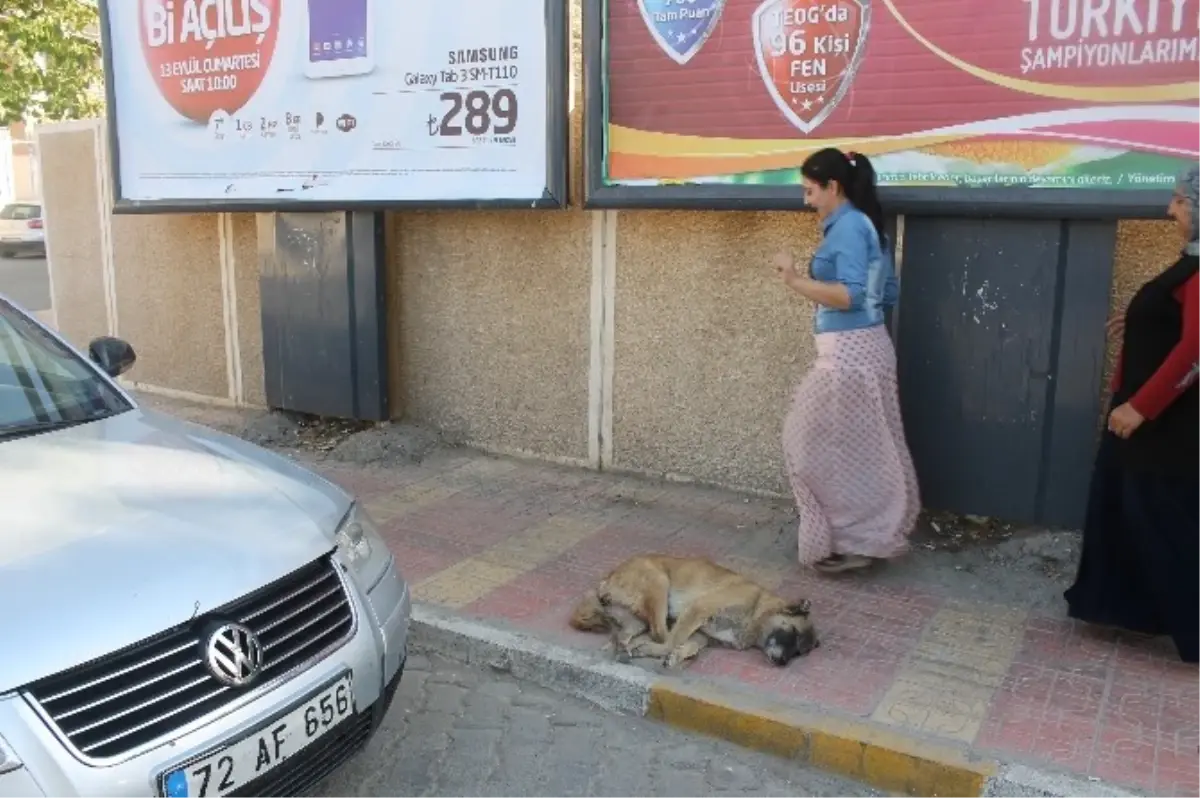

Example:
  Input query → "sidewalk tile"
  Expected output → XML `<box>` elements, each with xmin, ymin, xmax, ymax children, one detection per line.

<box><xmin>414</xmin><ymin>559</ymin><xmax>524</xmax><ymax>608</ymax></box>
<box><xmin>328</xmin><ymin>449</ymin><xmax>1198</xmax><ymax>797</ymax></box>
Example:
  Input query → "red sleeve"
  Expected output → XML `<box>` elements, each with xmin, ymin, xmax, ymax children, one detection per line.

<box><xmin>1129</xmin><ymin>273</ymin><xmax>1200</xmax><ymax>420</ymax></box>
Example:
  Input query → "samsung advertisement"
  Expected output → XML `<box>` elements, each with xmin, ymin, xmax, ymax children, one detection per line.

<box><xmin>99</xmin><ymin>0</ymin><xmax>568</xmax><ymax>209</ymax></box>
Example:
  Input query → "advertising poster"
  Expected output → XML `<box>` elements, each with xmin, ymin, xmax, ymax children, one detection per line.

<box><xmin>101</xmin><ymin>0</ymin><xmax>567</xmax><ymax>209</ymax></box>
<box><xmin>587</xmin><ymin>0</ymin><xmax>1199</xmax><ymax>210</ymax></box>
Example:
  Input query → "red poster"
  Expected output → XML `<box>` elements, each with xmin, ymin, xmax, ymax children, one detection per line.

<box><xmin>604</xmin><ymin>0</ymin><xmax>1199</xmax><ymax>190</ymax></box>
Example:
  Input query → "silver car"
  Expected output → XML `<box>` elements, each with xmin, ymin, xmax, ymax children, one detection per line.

<box><xmin>0</xmin><ymin>294</ymin><xmax>411</xmax><ymax>797</ymax></box>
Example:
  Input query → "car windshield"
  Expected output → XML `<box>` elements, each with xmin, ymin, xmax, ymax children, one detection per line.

<box><xmin>0</xmin><ymin>298</ymin><xmax>132</xmax><ymax>440</ymax></box>
<box><xmin>0</xmin><ymin>203</ymin><xmax>40</xmax><ymax>220</ymax></box>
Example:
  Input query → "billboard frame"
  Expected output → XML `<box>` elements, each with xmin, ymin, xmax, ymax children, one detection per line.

<box><xmin>99</xmin><ymin>0</ymin><xmax>571</xmax><ymax>214</ymax></box>
<box><xmin>582</xmin><ymin>0</ymin><xmax>1178</xmax><ymax>219</ymax></box>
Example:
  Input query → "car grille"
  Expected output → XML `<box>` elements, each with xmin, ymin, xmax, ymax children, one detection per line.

<box><xmin>24</xmin><ymin>556</ymin><xmax>355</xmax><ymax>761</ymax></box>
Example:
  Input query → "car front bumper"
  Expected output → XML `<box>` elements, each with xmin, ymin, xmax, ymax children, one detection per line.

<box><xmin>0</xmin><ymin>557</ymin><xmax>411</xmax><ymax>797</ymax></box>
<box><xmin>0</xmin><ymin>238</ymin><xmax>44</xmax><ymax>254</ymax></box>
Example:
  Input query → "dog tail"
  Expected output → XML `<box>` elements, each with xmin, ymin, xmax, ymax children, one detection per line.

<box><xmin>568</xmin><ymin>589</ymin><xmax>608</xmax><ymax>632</ymax></box>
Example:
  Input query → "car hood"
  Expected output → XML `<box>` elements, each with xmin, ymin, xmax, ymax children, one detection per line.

<box><xmin>0</xmin><ymin>408</ymin><xmax>351</xmax><ymax>694</ymax></box>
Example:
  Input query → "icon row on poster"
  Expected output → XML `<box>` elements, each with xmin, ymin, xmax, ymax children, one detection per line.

<box><xmin>209</xmin><ymin>112</ymin><xmax>359</xmax><ymax>140</ymax></box>
<box><xmin>310</xmin><ymin>38</ymin><xmax>368</xmax><ymax>55</ymax></box>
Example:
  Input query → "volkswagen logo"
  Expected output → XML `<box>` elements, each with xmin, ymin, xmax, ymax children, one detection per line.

<box><xmin>203</xmin><ymin>622</ymin><xmax>264</xmax><ymax>687</ymax></box>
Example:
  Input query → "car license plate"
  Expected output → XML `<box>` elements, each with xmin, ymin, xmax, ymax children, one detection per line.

<box><xmin>161</xmin><ymin>674</ymin><xmax>354</xmax><ymax>797</ymax></box>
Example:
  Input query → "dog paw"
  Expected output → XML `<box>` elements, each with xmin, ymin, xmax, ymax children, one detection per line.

<box><xmin>662</xmin><ymin>653</ymin><xmax>683</xmax><ymax>670</ymax></box>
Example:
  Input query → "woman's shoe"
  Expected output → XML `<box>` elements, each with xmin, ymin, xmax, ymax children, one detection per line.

<box><xmin>813</xmin><ymin>554</ymin><xmax>873</xmax><ymax>574</ymax></box>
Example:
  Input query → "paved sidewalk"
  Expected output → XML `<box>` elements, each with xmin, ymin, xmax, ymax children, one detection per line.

<box><xmin>307</xmin><ymin>451</ymin><xmax>1197</xmax><ymax>797</ymax></box>
<box><xmin>140</xmin><ymin>395</ymin><xmax>1198</xmax><ymax>796</ymax></box>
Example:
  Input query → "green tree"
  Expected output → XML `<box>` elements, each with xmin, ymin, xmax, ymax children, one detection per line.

<box><xmin>0</xmin><ymin>0</ymin><xmax>103</xmax><ymax>125</ymax></box>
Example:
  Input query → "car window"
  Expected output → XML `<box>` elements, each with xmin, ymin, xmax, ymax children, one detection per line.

<box><xmin>0</xmin><ymin>204</ymin><xmax>40</xmax><ymax>220</ymax></box>
<box><xmin>0</xmin><ymin>299</ymin><xmax>132</xmax><ymax>436</ymax></box>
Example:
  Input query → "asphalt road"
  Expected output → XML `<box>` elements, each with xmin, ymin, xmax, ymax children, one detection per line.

<box><xmin>0</xmin><ymin>253</ymin><xmax>51</xmax><ymax>312</ymax></box>
<box><xmin>316</xmin><ymin>654</ymin><xmax>878</xmax><ymax>797</ymax></box>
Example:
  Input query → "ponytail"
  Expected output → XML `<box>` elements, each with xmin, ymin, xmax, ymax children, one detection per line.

<box><xmin>845</xmin><ymin>153</ymin><xmax>885</xmax><ymax>244</ymax></box>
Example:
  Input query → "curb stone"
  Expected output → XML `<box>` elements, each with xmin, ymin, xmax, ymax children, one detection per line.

<box><xmin>409</xmin><ymin>603</ymin><xmax>653</xmax><ymax>717</ymax></box>
<box><xmin>408</xmin><ymin>603</ymin><xmax>1142</xmax><ymax>798</ymax></box>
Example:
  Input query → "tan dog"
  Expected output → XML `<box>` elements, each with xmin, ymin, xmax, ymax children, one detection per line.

<box><xmin>569</xmin><ymin>554</ymin><xmax>818</xmax><ymax>669</ymax></box>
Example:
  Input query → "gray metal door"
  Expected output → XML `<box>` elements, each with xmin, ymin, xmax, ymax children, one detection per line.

<box><xmin>895</xmin><ymin>217</ymin><xmax>1116</xmax><ymax>528</ymax></box>
<box><xmin>260</xmin><ymin>211</ymin><xmax>388</xmax><ymax>421</ymax></box>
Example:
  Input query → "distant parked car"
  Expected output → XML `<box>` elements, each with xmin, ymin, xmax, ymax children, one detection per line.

<box><xmin>0</xmin><ymin>292</ymin><xmax>412</xmax><ymax>796</ymax></box>
<box><xmin>0</xmin><ymin>202</ymin><xmax>45</xmax><ymax>258</ymax></box>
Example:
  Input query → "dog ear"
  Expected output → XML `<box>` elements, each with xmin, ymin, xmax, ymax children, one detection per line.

<box><xmin>785</xmin><ymin>599</ymin><xmax>812</xmax><ymax>617</ymax></box>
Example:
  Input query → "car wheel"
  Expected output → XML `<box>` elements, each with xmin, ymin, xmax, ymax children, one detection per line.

<box><xmin>0</xmin><ymin>250</ymin><xmax>11</xmax><ymax>259</ymax></box>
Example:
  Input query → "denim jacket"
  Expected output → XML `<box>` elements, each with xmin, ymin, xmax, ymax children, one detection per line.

<box><xmin>809</xmin><ymin>203</ymin><xmax>899</xmax><ymax>334</ymax></box>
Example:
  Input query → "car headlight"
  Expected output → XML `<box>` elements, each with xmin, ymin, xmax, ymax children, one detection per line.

<box><xmin>333</xmin><ymin>502</ymin><xmax>391</xmax><ymax>591</ymax></box>
<box><xmin>0</xmin><ymin>733</ymin><xmax>20</xmax><ymax>775</ymax></box>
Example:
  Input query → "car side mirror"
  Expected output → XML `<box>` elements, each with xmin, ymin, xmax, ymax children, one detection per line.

<box><xmin>88</xmin><ymin>336</ymin><xmax>137</xmax><ymax>378</ymax></box>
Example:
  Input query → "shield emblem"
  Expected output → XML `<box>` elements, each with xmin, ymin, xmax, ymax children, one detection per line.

<box><xmin>751</xmin><ymin>0</ymin><xmax>871</xmax><ymax>134</ymax></box>
<box><xmin>638</xmin><ymin>0</ymin><xmax>726</xmax><ymax>65</ymax></box>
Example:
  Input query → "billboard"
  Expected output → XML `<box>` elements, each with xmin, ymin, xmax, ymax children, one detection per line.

<box><xmin>100</xmin><ymin>0</ymin><xmax>568</xmax><ymax>211</ymax></box>
<box><xmin>584</xmin><ymin>0</ymin><xmax>1199</xmax><ymax>214</ymax></box>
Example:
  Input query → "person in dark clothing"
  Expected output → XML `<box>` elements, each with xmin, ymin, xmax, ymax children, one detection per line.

<box><xmin>1064</xmin><ymin>164</ymin><xmax>1199</xmax><ymax>663</ymax></box>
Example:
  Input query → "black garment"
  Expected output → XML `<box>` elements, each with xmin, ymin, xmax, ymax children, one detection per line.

<box><xmin>1064</xmin><ymin>254</ymin><xmax>1200</xmax><ymax>663</ymax></box>
<box><xmin>1064</xmin><ymin>434</ymin><xmax>1199</xmax><ymax>662</ymax></box>
<box><xmin>1112</xmin><ymin>253</ymin><xmax>1199</xmax><ymax>476</ymax></box>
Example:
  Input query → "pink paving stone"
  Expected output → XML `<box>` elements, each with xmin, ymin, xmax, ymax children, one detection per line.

<box><xmin>1015</xmin><ymin>623</ymin><xmax>1117</xmax><ymax>681</ymax></box>
<box><xmin>463</xmin><ymin>570</ymin><xmax>584</xmax><ymax>625</ymax></box>
<box><xmin>813</xmin><ymin>623</ymin><xmax>913</xmax><ymax>674</ymax></box>
<box><xmin>995</xmin><ymin>662</ymin><xmax>1057</xmax><ymax>706</ymax></box>
<box><xmin>791</xmin><ymin>680</ymin><xmax>883</xmax><ymax>716</ymax></box>
<box><xmin>388</xmin><ymin>495</ymin><xmax>530</xmax><ymax>550</ymax></box>
<box><xmin>317</xmin><ymin>465</ymin><xmax>425</xmax><ymax>499</ymax></box>
<box><xmin>977</xmin><ymin>702</ymin><xmax>1043</xmax><ymax>755</ymax></box>
<box><xmin>1157</xmin><ymin>746</ymin><xmax>1200</xmax><ymax>796</ymax></box>
<box><xmin>652</xmin><ymin>534</ymin><xmax>739</xmax><ymax>561</ymax></box>
<box><xmin>1033</xmin><ymin>717</ymin><xmax>1099</xmax><ymax>772</ymax></box>
<box><xmin>464</xmin><ymin>583</ymin><xmax>560</xmax><ymax>626</ymax></box>
<box><xmin>1161</xmin><ymin>722</ymin><xmax>1200</xmax><ymax>757</ymax></box>
<box><xmin>382</xmin><ymin>540</ymin><xmax>465</xmax><ymax>583</ymax></box>
<box><xmin>830</xmin><ymin>594</ymin><xmax>940</xmax><ymax>639</ymax></box>
<box><xmin>1156</xmin><ymin>777</ymin><xmax>1200</xmax><ymax>796</ymax></box>
<box><xmin>1043</xmin><ymin>673</ymin><xmax>1106</xmax><ymax>725</ymax></box>
<box><xmin>380</xmin><ymin>525</ymin><xmax>486</xmax><ymax>561</ymax></box>
<box><xmin>599</xmin><ymin>520</ymin><xmax>691</xmax><ymax>546</ymax></box>
<box><xmin>537</xmin><ymin>534</ymin><xmax>655</xmax><ymax>584</ymax></box>
<box><xmin>1161</xmin><ymin>688</ymin><xmax>1200</xmax><ymax>746</ymax></box>
<box><xmin>692</xmin><ymin>647</ymin><xmax>779</xmax><ymax>683</ymax></box>
<box><xmin>1091</xmin><ymin>725</ymin><xmax>1159</xmax><ymax>791</ymax></box>
<box><xmin>1103</xmin><ymin>681</ymin><xmax>1165</xmax><ymax>731</ymax></box>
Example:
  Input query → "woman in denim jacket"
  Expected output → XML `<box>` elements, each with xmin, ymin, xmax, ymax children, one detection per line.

<box><xmin>773</xmin><ymin>148</ymin><xmax>920</xmax><ymax>574</ymax></box>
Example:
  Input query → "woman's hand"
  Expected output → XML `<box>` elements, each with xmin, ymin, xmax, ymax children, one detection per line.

<box><xmin>1106</xmin><ymin>311</ymin><xmax>1125</xmax><ymax>340</ymax></box>
<box><xmin>773</xmin><ymin>252</ymin><xmax>796</xmax><ymax>277</ymax></box>
<box><xmin>1108</xmin><ymin>402</ymin><xmax>1145</xmax><ymax>439</ymax></box>
<box><xmin>774</xmin><ymin>252</ymin><xmax>804</xmax><ymax>290</ymax></box>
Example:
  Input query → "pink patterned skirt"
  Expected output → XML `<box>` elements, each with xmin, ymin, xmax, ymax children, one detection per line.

<box><xmin>783</xmin><ymin>325</ymin><xmax>920</xmax><ymax>566</ymax></box>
